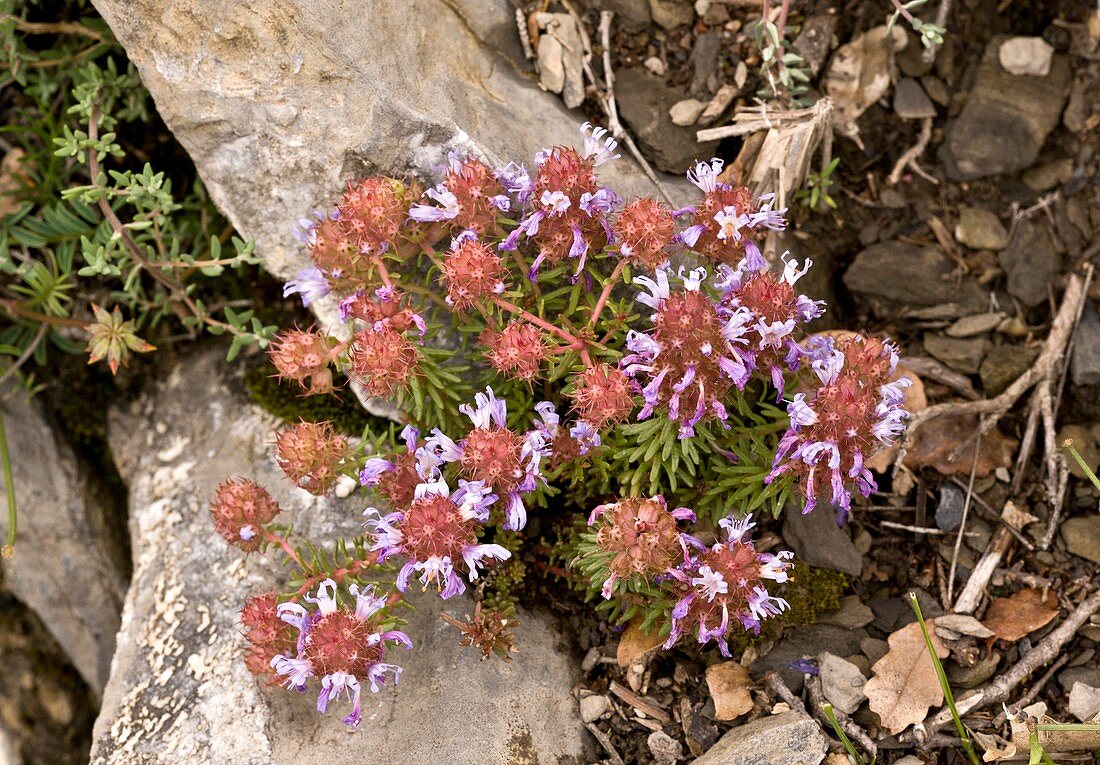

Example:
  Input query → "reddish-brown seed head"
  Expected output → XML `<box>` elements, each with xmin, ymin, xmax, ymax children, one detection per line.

<box><xmin>443</xmin><ymin>238</ymin><xmax>506</xmax><ymax>310</ymax></box>
<box><xmin>614</xmin><ymin>197</ymin><xmax>675</xmax><ymax>271</ymax></box>
<box><xmin>460</xmin><ymin>426</ymin><xmax>525</xmax><ymax>492</ymax></box>
<box><xmin>570</xmin><ymin>364</ymin><xmax>635</xmax><ymax>428</ymax></box>
<box><xmin>274</xmin><ymin>421</ymin><xmax>348</xmax><ymax>496</ymax></box>
<box><xmin>346</xmin><ymin>327</ymin><xmax>419</xmax><ymax>397</ymax></box>
<box><xmin>482</xmin><ymin>323</ymin><xmax>547</xmax><ymax>381</ymax></box>
<box><xmin>210</xmin><ymin>478</ymin><xmax>281</xmax><ymax>551</ymax></box>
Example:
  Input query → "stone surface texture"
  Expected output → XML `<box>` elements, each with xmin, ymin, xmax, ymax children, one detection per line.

<box><xmin>690</xmin><ymin>711</ymin><xmax>827</xmax><ymax>765</ymax></box>
<box><xmin>90</xmin><ymin>347</ymin><xmax>586</xmax><ymax>764</ymax></box>
<box><xmin>945</xmin><ymin>37</ymin><xmax>1069</xmax><ymax>179</ymax></box>
<box><xmin>88</xmin><ymin>0</ymin><xmax>685</xmax><ymax>336</ymax></box>
<box><xmin>0</xmin><ymin>388</ymin><xmax>126</xmax><ymax>698</ymax></box>
<box><xmin>843</xmin><ymin>242</ymin><xmax>985</xmax><ymax>313</ymax></box>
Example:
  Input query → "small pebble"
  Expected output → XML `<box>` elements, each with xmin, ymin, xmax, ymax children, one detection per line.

<box><xmin>644</xmin><ymin>56</ymin><xmax>667</xmax><ymax>76</ymax></box>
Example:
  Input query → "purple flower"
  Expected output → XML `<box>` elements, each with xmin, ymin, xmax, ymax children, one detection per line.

<box><xmin>283</xmin><ymin>266</ymin><xmax>331</xmax><ymax>307</ymax></box>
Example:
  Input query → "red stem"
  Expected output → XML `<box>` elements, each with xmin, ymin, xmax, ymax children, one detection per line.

<box><xmin>587</xmin><ymin>260</ymin><xmax>626</xmax><ymax>331</ymax></box>
<box><xmin>492</xmin><ymin>296</ymin><xmax>586</xmax><ymax>349</ymax></box>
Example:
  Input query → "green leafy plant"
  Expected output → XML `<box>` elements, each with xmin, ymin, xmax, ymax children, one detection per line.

<box><xmin>886</xmin><ymin>0</ymin><xmax>946</xmax><ymax>50</ymax></box>
<box><xmin>750</xmin><ymin>10</ymin><xmax>813</xmax><ymax>106</ymax></box>
<box><xmin>796</xmin><ymin>157</ymin><xmax>840</xmax><ymax>213</ymax></box>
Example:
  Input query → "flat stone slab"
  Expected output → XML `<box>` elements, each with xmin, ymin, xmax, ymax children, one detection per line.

<box><xmin>90</xmin><ymin>348</ymin><xmax>586</xmax><ymax>764</ymax></box>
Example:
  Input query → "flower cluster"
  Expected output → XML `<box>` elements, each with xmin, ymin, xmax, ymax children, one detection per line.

<box><xmin>587</xmin><ymin>496</ymin><xmax>696</xmax><ymax>598</ymax></box>
<box><xmin>502</xmin><ymin>123</ymin><xmax>621</xmax><ymax>281</ymax></box>
<box><xmin>767</xmin><ymin>334</ymin><xmax>911</xmax><ymax>519</ymax></box>
<box><xmin>716</xmin><ymin>245</ymin><xmax>824</xmax><ymax>396</ymax></box>
<box><xmin>268</xmin><ymin>327</ymin><xmax>338</xmax><ymax>397</ymax></box>
<box><xmin>584</xmin><ymin>500</ymin><xmax>793</xmax><ymax>656</ymax></box>
<box><xmin>409</xmin><ymin>154</ymin><xmax>509</xmax><ymax>236</ymax></box>
<box><xmin>679</xmin><ymin>160</ymin><xmax>787</xmax><ymax>265</ymax></box>
<box><xmin>364</xmin><ymin>477</ymin><xmax>508</xmax><ymax>599</ymax></box>
<box><xmin>215</xmin><ymin>121</ymin><xmax>914</xmax><ymax>733</ymax></box>
<box><xmin>241</xmin><ymin>592</ymin><xmax>298</xmax><ymax>683</ymax></box>
<box><xmin>663</xmin><ymin>515</ymin><xmax>793</xmax><ymax>656</ymax></box>
<box><xmin>621</xmin><ymin>268</ymin><xmax>755</xmax><ymax>438</ymax></box>
<box><xmin>271</xmin><ymin>580</ymin><xmax>411</xmax><ymax>728</ymax></box>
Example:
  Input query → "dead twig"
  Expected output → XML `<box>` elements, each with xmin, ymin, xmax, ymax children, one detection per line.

<box><xmin>515</xmin><ymin>8</ymin><xmax>536</xmax><ymax>61</ymax></box>
<box><xmin>947</xmin><ymin>434</ymin><xmax>982</xmax><ymax>604</ymax></box>
<box><xmin>911</xmin><ymin>587</ymin><xmax>1100</xmax><ymax>744</ymax></box>
<box><xmin>763</xmin><ymin>670</ymin><xmax>808</xmax><ymax>715</ymax></box>
<box><xmin>896</xmin><ymin>269</ymin><xmax>1092</xmax><ymax>471</ymax></box>
<box><xmin>608</xmin><ymin>680</ymin><xmax>671</xmax><ymax>724</ymax></box>
<box><xmin>595</xmin><ymin>11</ymin><xmax>675</xmax><ymax>206</ymax></box>
<box><xmin>805</xmin><ymin>674</ymin><xmax>879</xmax><ymax>759</ymax></box>
<box><xmin>887</xmin><ymin>117</ymin><xmax>935</xmax><ymax>186</ymax></box>
<box><xmin>990</xmin><ymin>653</ymin><xmax>1070</xmax><ymax>728</ymax></box>
<box><xmin>585</xmin><ymin>722</ymin><xmax>626</xmax><ymax>765</ymax></box>
<box><xmin>900</xmin><ymin>356</ymin><xmax>980</xmax><ymax>400</ymax></box>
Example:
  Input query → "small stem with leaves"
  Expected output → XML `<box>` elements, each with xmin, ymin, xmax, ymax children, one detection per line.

<box><xmin>0</xmin><ymin>408</ymin><xmax>16</xmax><ymax>558</ymax></box>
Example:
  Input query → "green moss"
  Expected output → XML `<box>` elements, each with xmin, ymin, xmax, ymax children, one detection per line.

<box><xmin>723</xmin><ymin>565</ymin><xmax>849</xmax><ymax>655</ymax></box>
<box><xmin>244</xmin><ymin>363</ymin><xmax>380</xmax><ymax>436</ymax></box>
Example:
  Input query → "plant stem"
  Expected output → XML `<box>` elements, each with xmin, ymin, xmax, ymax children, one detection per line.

<box><xmin>1064</xmin><ymin>440</ymin><xmax>1100</xmax><ymax>491</ymax></box>
<box><xmin>86</xmin><ymin>102</ymin><xmax>244</xmax><ymax>339</ymax></box>
<box><xmin>0</xmin><ymin>408</ymin><xmax>15</xmax><ymax>557</ymax></box>
<box><xmin>261</xmin><ymin>528</ymin><xmax>307</xmax><ymax>571</ymax></box>
<box><xmin>587</xmin><ymin>260</ymin><xmax>626</xmax><ymax>331</ymax></box>
<box><xmin>491</xmin><ymin>296</ymin><xmax>586</xmax><ymax>350</ymax></box>
<box><xmin>908</xmin><ymin>592</ymin><xmax>980</xmax><ymax>765</ymax></box>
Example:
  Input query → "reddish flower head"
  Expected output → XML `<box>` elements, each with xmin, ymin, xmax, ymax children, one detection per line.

<box><xmin>482</xmin><ymin>323</ymin><xmax>547</xmax><ymax>381</ymax></box>
<box><xmin>622</xmin><ymin>269</ymin><xmax>755</xmax><ymax>438</ymax></box>
<box><xmin>570</xmin><ymin>364</ymin><xmax>635</xmax><ymax>428</ymax></box>
<box><xmin>680</xmin><ymin>160</ymin><xmax>788</xmax><ymax>266</ymax></box>
<box><xmin>274</xmin><ymin>421</ymin><xmax>349</xmax><ymax>496</ymax></box>
<box><xmin>241</xmin><ymin>592</ymin><xmax>297</xmax><ymax>684</ymax></box>
<box><xmin>272</xmin><ymin>581</ymin><xmax>412</xmax><ymax>728</ymax></box>
<box><xmin>501</xmin><ymin>124</ymin><xmax>622</xmax><ymax>281</ymax></box>
<box><xmin>664</xmin><ymin>515</ymin><xmax>792</xmax><ymax>656</ymax></box>
<box><xmin>409</xmin><ymin>155</ymin><xmax>508</xmax><ymax>235</ymax></box>
<box><xmin>210</xmin><ymin>478</ymin><xmax>281</xmax><ymax>551</ymax></box>
<box><xmin>309</xmin><ymin>215</ymin><xmax>371</xmax><ymax>294</ymax></box>
<box><xmin>339</xmin><ymin>286</ymin><xmax>425</xmax><ymax>337</ymax></box>
<box><xmin>442</xmin><ymin>236</ymin><xmax>507</xmax><ymax>310</ymax></box>
<box><xmin>268</xmin><ymin>327</ymin><xmax>337</xmax><ymax>396</ymax></box>
<box><xmin>767</xmin><ymin>334</ymin><xmax>910</xmax><ymax>517</ymax></box>
<box><xmin>346</xmin><ymin>327</ymin><xmax>419</xmax><ymax>397</ymax></box>
<box><xmin>336</xmin><ymin>177</ymin><xmax>406</xmax><ymax>255</ymax></box>
<box><xmin>588</xmin><ymin>496</ymin><xmax>695</xmax><ymax>597</ymax></box>
<box><xmin>614</xmin><ymin>197</ymin><xmax>676</xmax><ymax>271</ymax></box>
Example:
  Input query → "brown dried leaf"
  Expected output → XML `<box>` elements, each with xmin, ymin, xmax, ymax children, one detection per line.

<box><xmin>904</xmin><ymin>413</ymin><xmax>1017</xmax><ymax>477</ymax></box>
<box><xmin>616</xmin><ymin>619</ymin><xmax>664</xmax><ymax>668</ymax></box>
<box><xmin>864</xmin><ymin>619</ymin><xmax>949</xmax><ymax>735</ymax></box>
<box><xmin>982</xmin><ymin>588</ymin><xmax>1059</xmax><ymax>643</ymax></box>
<box><xmin>705</xmin><ymin>661</ymin><xmax>754</xmax><ymax>721</ymax></box>
<box><xmin>0</xmin><ymin>148</ymin><xmax>30</xmax><ymax>216</ymax></box>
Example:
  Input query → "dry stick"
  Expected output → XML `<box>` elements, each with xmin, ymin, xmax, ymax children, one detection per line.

<box><xmin>903</xmin><ymin>356</ymin><xmax>980</xmax><ymax>400</ymax></box>
<box><xmin>896</xmin><ymin>269</ymin><xmax>1091</xmax><ymax>471</ymax></box>
<box><xmin>887</xmin><ymin>117</ymin><xmax>935</xmax><ymax>186</ymax></box>
<box><xmin>584</xmin><ymin>722</ymin><xmax>625</xmax><ymax>765</ymax></box>
<box><xmin>910</xmin><ymin>587</ymin><xmax>1100</xmax><ymax>744</ymax></box>
<box><xmin>764</xmin><ymin>670</ymin><xmax>808</xmax><ymax>714</ymax></box>
<box><xmin>947</xmin><ymin>434</ymin><xmax>982</xmax><ymax>604</ymax></box>
<box><xmin>596</xmin><ymin>11</ymin><xmax>675</xmax><ymax>206</ymax></box>
<box><xmin>953</xmin><ymin>513</ymin><xmax>1013</xmax><ymax>614</ymax></box>
<box><xmin>805</xmin><ymin>674</ymin><xmax>878</xmax><ymax>759</ymax></box>
<box><xmin>990</xmin><ymin>653</ymin><xmax>1070</xmax><ymax>728</ymax></box>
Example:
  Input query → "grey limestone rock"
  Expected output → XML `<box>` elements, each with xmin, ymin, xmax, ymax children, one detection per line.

<box><xmin>91</xmin><ymin>348</ymin><xmax>586</xmax><ymax>764</ymax></box>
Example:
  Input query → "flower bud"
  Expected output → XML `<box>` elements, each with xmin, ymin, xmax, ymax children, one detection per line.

<box><xmin>614</xmin><ymin>197</ymin><xmax>675</xmax><ymax>271</ymax></box>
<box><xmin>274</xmin><ymin>421</ymin><xmax>349</xmax><ymax>496</ymax></box>
<box><xmin>268</xmin><ymin>327</ymin><xmax>337</xmax><ymax>396</ymax></box>
<box><xmin>570</xmin><ymin>364</ymin><xmax>635</xmax><ymax>428</ymax></box>
<box><xmin>210</xmin><ymin>478</ymin><xmax>281</xmax><ymax>551</ymax></box>
<box><xmin>442</xmin><ymin>237</ymin><xmax>506</xmax><ymax>310</ymax></box>
<box><xmin>346</xmin><ymin>327</ymin><xmax>419</xmax><ymax>397</ymax></box>
<box><xmin>482</xmin><ymin>323</ymin><xmax>547</xmax><ymax>381</ymax></box>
